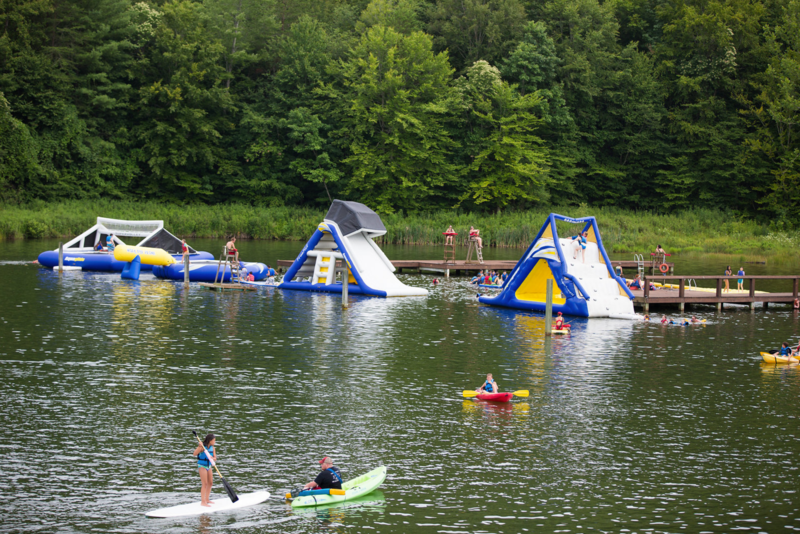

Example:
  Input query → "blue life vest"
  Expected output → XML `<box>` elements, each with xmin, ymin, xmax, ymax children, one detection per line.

<box><xmin>484</xmin><ymin>380</ymin><xmax>495</xmax><ymax>393</ymax></box>
<box><xmin>780</xmin><ymin>346</ymin><xmax>792</xmax><ymax>357</ymax></box>
<box><xmin>327</xmin><ymin>468</ymin><xmax>342</xmax><ymax>483</ymax></box>
<box><xmin>197</xmin><ymin>445</ymin><xmax>214</xmax><ymax>467</ymax></box>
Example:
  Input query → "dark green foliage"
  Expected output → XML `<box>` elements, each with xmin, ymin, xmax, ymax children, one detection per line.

<box><xmin>0</xmin><ymin>0</ymin><xmax>797</xmax><ymax>223</ymax></box>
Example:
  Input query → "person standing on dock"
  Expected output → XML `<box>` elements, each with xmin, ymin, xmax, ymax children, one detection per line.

<box><xmin>724</xmin><ymin>266</ymin><xmax>732</xmax><ymax>293</ymax></box>
<box><xmin>737</xmin><ymin>267</ymin><xmax>745</xmax><ymax>292</ymax></box>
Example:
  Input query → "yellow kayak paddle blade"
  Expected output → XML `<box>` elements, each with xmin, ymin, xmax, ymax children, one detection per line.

<box><xmin>513</xmin><ymin>390</ymin><xmax>529</xmax><ymax>397</ymax></box>
<box><xmin>462</xmin><ymin>390</ymin><xmax>479</xmax><ymax>398</ymax></box>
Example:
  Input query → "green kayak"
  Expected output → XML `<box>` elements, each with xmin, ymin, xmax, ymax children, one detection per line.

<box><xmin>290</xmin><ymin>466</ymin><xmax>387</xmax><ymax>508</ymax></box>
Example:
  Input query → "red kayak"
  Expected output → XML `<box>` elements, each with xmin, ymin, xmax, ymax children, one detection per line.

<box><xmin>476</xmin><ymin>392</ymin><xmax>513</xmax><ymax>402</ymax></box>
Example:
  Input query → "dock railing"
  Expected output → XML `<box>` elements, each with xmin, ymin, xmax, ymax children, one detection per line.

<box><xmin>640</xmin><ymin>275</ymin><xmax>800</xmax><ymax>312</ymax></box>
<box><xmin>643</xmin><ymin>275</ymin><xmax>800</xmax><ymax>299</ymax></box>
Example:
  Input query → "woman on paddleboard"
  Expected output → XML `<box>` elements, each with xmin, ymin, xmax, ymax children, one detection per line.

<box><xmin>194</xmin><ymin>433</ymin><xmax>217</xmax><ymax>507</ymax></box>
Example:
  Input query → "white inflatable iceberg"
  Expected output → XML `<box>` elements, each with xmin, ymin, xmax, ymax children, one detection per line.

<box><xmin>280</xmin><ymin>200</ymin><xmax>427</xmax><ymax>298</ymax></box>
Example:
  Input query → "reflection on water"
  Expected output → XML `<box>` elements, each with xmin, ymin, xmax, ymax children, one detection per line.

<box><xmin>1</xmin><ymin>244</ymin><xmax>799</xmax><ymax>533</ymax></box>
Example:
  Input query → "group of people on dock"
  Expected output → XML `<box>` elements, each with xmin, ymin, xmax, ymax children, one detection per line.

<box><xmin>471</xmin><ymin>270</ymin><xmax>507</xmax><ymax>286</ymax></box>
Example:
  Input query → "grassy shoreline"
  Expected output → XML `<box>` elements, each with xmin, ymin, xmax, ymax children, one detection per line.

<box><xmin>2</xmin><ymin>200</ymin><xmax>797</xmax><ymax>255</ymax></box>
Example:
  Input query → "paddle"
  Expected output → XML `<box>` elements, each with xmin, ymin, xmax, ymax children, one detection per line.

<box><xmin>462</xmin><ymin>390</ymin><xmax>529</xmax><ymax>398</ymax></box>
<box><xmin>193</xmin><ymin>431</ymin><xmax>239</xmax><ymax>503</ymax></box>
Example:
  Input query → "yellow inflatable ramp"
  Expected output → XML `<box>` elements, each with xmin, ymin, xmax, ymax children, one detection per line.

<box><xmin>114</xmin><ymin>245</ymin><xmax>176</xmax><ymax>266</ymax></box>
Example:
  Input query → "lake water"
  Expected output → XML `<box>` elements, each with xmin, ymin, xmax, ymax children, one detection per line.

<box><xmin>2</xmin><ymin>239</ymin><xmax>799</xmax><ymax>533</ymax></box>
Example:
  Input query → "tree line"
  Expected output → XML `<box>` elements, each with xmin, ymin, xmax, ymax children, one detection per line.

<box><xmin>1</xmin><ymin>0</ymin><xmax>799</xmax><ymax>223</ymax></box>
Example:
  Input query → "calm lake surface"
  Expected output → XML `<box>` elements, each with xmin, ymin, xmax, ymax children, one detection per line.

<box><xmin>2</xmin><ymin>239</ymin><xmax>799</xmax><ymax>533</ymax></box>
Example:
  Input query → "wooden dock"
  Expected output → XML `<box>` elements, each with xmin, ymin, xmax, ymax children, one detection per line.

<box><xmin>276</xmin><ymin>259</ymin><xmax>672</xmax><ymax>275</ymax></box>
<box><xmin>199</xmin><ymin>282</ymin><xmax>257</xmax><ymax>292</ymax></box>
<box><xmin>634</xmin><ymin>275</ymin><xmax>800</xmax><ymax>312</ymax></box>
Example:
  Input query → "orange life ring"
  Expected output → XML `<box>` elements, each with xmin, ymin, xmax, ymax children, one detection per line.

<box><xmin>659</xmin><ymin>263</ymin><xmax>669</xmax><ymax>273</ymax></box>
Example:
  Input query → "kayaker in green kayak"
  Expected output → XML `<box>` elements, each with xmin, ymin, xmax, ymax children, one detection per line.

<box><xmin>475</xmin><ymin>373</ymin><xmax>499</xmax><ymax>394</ymax></box>
<box><xmin>302</xmin><ymin>457</ymin><xmax>343</xmax><ymax>491</ymax></box>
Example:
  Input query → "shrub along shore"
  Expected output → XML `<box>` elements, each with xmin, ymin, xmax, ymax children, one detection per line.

<box><xmin>2</xmin><ymin>200</ymin><xmax>797</xmax><ymax>256</ymax></box>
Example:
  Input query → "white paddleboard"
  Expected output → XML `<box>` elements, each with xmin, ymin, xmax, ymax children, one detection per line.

<box><xmin>145</xmin><ymin>490</ymin><xmax>270</xmax><ymax>518</ymax></box>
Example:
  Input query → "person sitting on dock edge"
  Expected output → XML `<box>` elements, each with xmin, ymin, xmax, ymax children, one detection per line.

<box><xmin>476</xmin><ymin>373</ymin><xmax>499</xmax><ymax>394</ymax></box>
<box><xmin>303</xmin><ymin>457</ymin><xmax>342</xmax><ymax>491</ymax></box>
<box><xmin>629</xmin><ymin>274</ymin><xmax>642</xmax><ymax>290</ymax></box>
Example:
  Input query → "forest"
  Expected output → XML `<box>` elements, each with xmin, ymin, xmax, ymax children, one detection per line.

<box><xmin>1</xmin><ymin>0</ymin><xmax>799</xmax><ymax>224</ymax></box>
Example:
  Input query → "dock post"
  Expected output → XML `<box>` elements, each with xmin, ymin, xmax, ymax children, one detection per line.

<box><xmin>184</xmin><ymin>254</ymin><xmax>190</xmax><ymax>286</ymax></box>
<box><xmin>644</xmin><ymin>300</ymin><xmax>649</xmax><ymax>313</ymax></box>
<box><xmin>716</xmin><ymin>302</ymin><xmax>722</xmax><ymax>312</ymax></box>
<box><xmin>764</xmin><ymin>302</ymin><xmax>768</xmax><ymax>310</ymax></box>
<box><xmin>342</xmin><ymin>268</ymin><xmax>349</xmax><ymax>309</ymax></box>
<box><xmin>545</xmin><ymin>279</ymin><xmax>553</xmax><ymax>336</ymax></box>
<box><xmin>58</xmin><ymin>242</ymin><xmax>63</xmax><ymax>274</ymax></box>
<box><xmin>750</xmin><ymin>301</ymin><xmax>755</xmax><ymax>312</ymax></box>
<box><xmin>445</xmin><ymin>268</ymin><xmax>449</xmax><ymax>279</ymax></box>
<box><xmin>680</xmin><ymin>302</ymin><xmax>684</xmax><ymax>313</ymax></box>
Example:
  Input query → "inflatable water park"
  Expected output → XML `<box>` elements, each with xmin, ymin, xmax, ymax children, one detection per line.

<box><xmin>479</xmin><ymin>213</ymin><xmax>635</xmax><ymax>318</ymax></box>
<box><xmin>279</xmin><ymin>200</ymin><xmax>427</xmax><ymax>297</ymax></box>
<box><xmin>37</xmin><ymin>217</ymin><xmax>212</xmax><ymax>271</ymax></box>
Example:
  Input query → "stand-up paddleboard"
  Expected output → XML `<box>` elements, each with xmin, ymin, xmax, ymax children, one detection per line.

<box><xmin>145</xmin><ymin>490</ymin><xmax>270</xmax><ymax>518</ymax></box>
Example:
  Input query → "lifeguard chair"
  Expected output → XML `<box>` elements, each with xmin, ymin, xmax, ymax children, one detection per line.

<box><xmin>651</xmin><ymin>252</ymin><xmax>671</xmax><ymax>275</ymax></box>
<box><xmin>443</xmin><ymin>229</ymin><xmax>457</xmax><ymax>263</ymax></box>
<box><xmin>465</xmin><ymin>230</ymin><xmax>484</xmax><ymax>264</ymax></box>
<box><xmin>214</xmin><ymin>244</ymin><xmax>243</xmax><ymax>284</ymax></box>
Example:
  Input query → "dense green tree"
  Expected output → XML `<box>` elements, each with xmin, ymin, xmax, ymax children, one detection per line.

<box><xmin>129</xmin><ymin>0</ymin><xmax>236</xmax><ymax>202</ymax></box>
<box><xmin>325</xmin><ymin>25</ymin><xmax>457</xmax><ymax>212</ymax></box>
<box><xmin>501</xmin><ymin>21</ymin><xmax>577</xmax><ymax>190</ymax></box>
<box><xmin>453</xmin><ymin>61</ymin><xmax>551</xmax><ymax>210</ymax></box>
<box><xmin>356</xmin><ymin>0</ymin><xmax>422</xmax><ymax>34</ymax></box>
<box><xmin>426</xmin><ymin>0</ymin><xmax>527</xmax><ymax>72</ymax></box>
<box><xmin>741</xmin><ymin>0</ymin><xmax>800</xmax><ymax>221</ymax></box>
<box><xmin>654</xmin><ymin>0</ymin><xmax>768</xmax><ymax>212</ymax></box>
<box><xmin>242</xmin><ymin>15</ymin><xmax>340</xmax><ymax>206</ymax></box>
<box><xmin>0</xmin><ymin>93</ymin><xmax>41</xmax><ymax>202</ymax></box>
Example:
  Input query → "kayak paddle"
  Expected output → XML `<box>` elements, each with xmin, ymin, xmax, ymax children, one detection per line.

<box><xmin>193</xmin><ymin>430</ymin><xmax>239</xmax><ymax>503</ymax></box>
<box><xmin>462</xmin><ymin>390</ymin><xmax>529</xmax><ymax>398</ymax></box>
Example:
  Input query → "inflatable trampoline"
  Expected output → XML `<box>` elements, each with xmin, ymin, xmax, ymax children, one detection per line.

<box><xmin>37</xmin><ymin>217</ymin><xmax>212</xmax><ymax>271</ymax></box>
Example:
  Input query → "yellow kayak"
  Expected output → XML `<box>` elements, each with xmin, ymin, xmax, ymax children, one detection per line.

<box><xmin>761</xmin><ymin>352</ymin><xmax>799</xmax><ymax>364</ymax></box>
<box><xmin>551</xmin><ymin>329</ymin><xmax>570</xmax><ymax>335</ymax></box>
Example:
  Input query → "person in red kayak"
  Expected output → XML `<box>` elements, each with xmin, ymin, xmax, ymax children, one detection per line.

<box><xmin>302</xmin><ymin>456</ymin><xmax>343</xmax><ymax>491</ymax></box>
<box><xmin>475</xmin><ymin>373</ymin><xmax>499</xmax><ymax>394</ymax></box>
<box><xmin>554</xmin><ymin>312</ymin><xmax>565</xmax><ymax>330</ymax></box>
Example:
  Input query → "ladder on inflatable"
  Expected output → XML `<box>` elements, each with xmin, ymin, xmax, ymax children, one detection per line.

<box><xmin>465</xmin><ymin>238</ymin><xmax>484</xmax><ymax>264</ymax></box>
<box><xmin>309</xmin><ymin>250</ymin><xmax>344</xmax><ymax>285</ymax></box>
<box><xmin>214</xmin><ymin>246</ymin><xmax>243</xmax><ymax>285</ymax></box>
